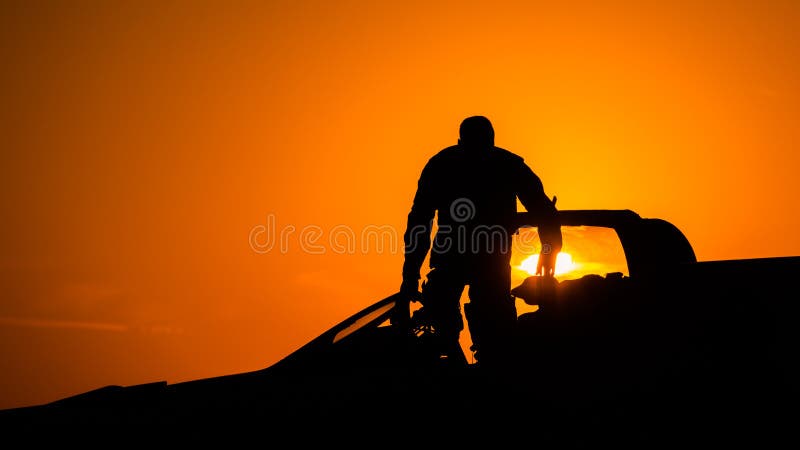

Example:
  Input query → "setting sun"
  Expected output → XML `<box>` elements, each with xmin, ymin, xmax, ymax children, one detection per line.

<box><xmin>519</xmin><ymin>252</ymin><xmax>577</xmax><ymax>276</ymax></box>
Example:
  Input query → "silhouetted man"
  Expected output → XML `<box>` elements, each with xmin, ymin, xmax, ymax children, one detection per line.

<box><xmin>400</xmin><ymin>115</ymin><xmax>562</xmax><ymax>366</ymax></box>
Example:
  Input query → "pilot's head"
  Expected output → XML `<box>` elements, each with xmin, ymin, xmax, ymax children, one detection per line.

<box><xmin>458</xmin><ymin>116</ymin><xmax>495</xmax><ymax>149</ymax></box>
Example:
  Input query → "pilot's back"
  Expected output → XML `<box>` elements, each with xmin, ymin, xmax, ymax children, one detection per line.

<box><xmin>425</xmin><ymin>145</ymin><xmax>523</xmax><ymax>227</ymax></box>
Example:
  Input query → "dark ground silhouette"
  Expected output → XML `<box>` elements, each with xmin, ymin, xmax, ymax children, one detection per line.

<box><xmin>1</xmin><ymin>209</ymin><xmax>798</xmax><ymax>446</ymax></box>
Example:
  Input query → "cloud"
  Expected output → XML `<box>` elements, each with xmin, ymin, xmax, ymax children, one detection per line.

<box><xmin>0</xmin><ymin>316</ymin><xmax>129</xmax><ymax>332</ymax></box>
<box><xmin>0</xmin><ymin>316</ymin><xmax>184</xmax><ymax>335</ymax></box>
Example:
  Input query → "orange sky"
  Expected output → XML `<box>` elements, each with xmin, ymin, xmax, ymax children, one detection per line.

<box><xmin>2</xmin><ymin>0</ymin><xmax>799</xmax><ymax>409</ymax></box>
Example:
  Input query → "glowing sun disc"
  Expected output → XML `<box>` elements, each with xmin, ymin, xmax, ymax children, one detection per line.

<box><xmin>519</xmin><ymin>252</ymin><xmax>576</xmax><ymax>276</ymax></box>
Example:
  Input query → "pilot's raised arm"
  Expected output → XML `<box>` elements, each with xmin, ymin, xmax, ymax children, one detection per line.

<box><xmin>513</xmin><ymin>159</ymin><xmax>562</xmax><ymax>276</ymax></box>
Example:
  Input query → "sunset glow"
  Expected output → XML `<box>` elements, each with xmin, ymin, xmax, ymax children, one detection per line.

<box><xmin>519</xmin><ymin>252</ymin><xmax>577</xmax><ymax>277</ymax></box>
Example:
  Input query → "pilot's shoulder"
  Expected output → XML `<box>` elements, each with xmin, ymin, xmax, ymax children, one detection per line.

<box><xmin>492</xmin><ymin>146</ymin><xmax>525</xmax><ymax>164</ymax></box>
<box><xmin>427</xmin><ymin>145</ymin><xmax>461</xmax><ymax>164</ymax></box>
<box><xmin>432</xmin><ymin>145</ymin><xmax>461</xmax><ymax>158</ymax></box>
